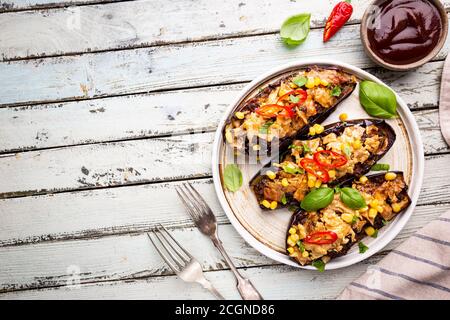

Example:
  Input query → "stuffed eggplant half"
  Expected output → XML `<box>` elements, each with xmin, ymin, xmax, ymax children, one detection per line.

<box><xmin>250</xmin><ymin>119</ymin><xmax>396</xmax><ymax>210</ymax></box>
<box><xmin>286</xmin><ymin>172</ymin><xmax>411</xmax><ymax>267</ymax></box>
<box><xmin>224</xmin><ymin>66</ymin><xmax>357</xmax><ymax>155</ymax></box>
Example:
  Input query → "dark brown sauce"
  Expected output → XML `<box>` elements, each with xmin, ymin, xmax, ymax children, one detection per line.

<box><xmin>367</xmin><ymin>0</ymin><xmax>443</xmax><ymax>65</ymax></box>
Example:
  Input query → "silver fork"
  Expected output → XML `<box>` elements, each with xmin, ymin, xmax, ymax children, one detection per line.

<box><xmin>176</xmin><ymin>183</ymin><xmax>263</xmax><ymax>300</ymax></box>
<box><xmin>148</xmin><ymin>224</ymin><xmax>224</xmax><ymax>300</ymax></box>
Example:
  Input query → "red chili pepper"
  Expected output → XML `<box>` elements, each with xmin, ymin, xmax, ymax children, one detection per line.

<box><xmin>304</xmin><ymin>231</ymin><xmax>338</xmax><ymax>245</ymax></box>
<box><xmin>277</xmin><ymin>89</ymin><xmax>307</xmax><ymax>104</ymax></box>
<box><xmin>256</xmin><ymin>104</ymin><xmax>295</xmax><ymax>118</ymax></box>
<box><xmin>300</xmin><ymin>158</ymin><xmax>330</xmax><ymax>182</ymax></box>
<box><xmin>313</xmin><ymin>150</ymin><xmax>348</xmax><ymax>169</ymax></box>
<box><xmin>323</xmin><ymin>0</ymin><xmax>353</xmax><ymax>42</ymax></box>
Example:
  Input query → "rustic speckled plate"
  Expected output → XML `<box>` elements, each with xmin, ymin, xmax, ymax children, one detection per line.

<box><xmin>212</xmin><ymin>59</ymin><xmax>424</xmax><ymax>270</ymax></box>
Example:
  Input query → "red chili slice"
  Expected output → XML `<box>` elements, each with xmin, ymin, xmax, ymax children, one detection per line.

<box><xmin>300</xmin><ymin>158</ymin><xmax>330</xmax><ymax>183</ymax></box>
<box><xmin>323</xmin><ymin>1</ymin><xmax>353</xmax><ymax>42</ymax></box>
<box><xmin>304</xmin><ymin>231</ymin><xmax>338</xmax><ymax>245</ymax></box>
<box><xmin>313</xmin><ymin>150</ymin><xmax>347</xmax><ymax>169</ymax></box>
<box><xmin>277</xmin><ymin>89</ymin><xmax>307</xmax><ymax>104</ymax></box>
<box><xmin>256</xmin><ymin>104</ymin><xmax>295</xmax><ymax>118</ymax></box>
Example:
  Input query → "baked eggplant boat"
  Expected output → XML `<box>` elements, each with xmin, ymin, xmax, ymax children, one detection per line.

<box><xmin>224</xmin><ymin>66</ymin><xmax>357</xmax><ymax>155</ymax></box>
<box><xmin>286</xmin><ymin>172</ymin><xmax>411</xmax><ymax>268</ymax></box>
<box><xmin>250</xmin><ymin>119</ymin><xmax>396</xmax><ymax>210</ymax></box>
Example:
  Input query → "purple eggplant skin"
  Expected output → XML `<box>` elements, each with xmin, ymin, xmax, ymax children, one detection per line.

<box><xmin>288</xmin><ymin>171</ymin><xmax>411</xmax><ymax>263</ymax></box>
<box><xmin>224</xmin><ymin>66</ymin><xmax>357</xmax><ymax>156</ymax></box>
<box><xmin>250</xmin><ymin>119</ymin><xmax>396</xmax><ymax>209</ymax></box>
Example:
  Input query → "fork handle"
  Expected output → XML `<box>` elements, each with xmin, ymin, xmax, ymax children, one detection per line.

<box><xmin>197</xmin><ymin>276</ymin><xmax>225</xmax><ymax>300</ymax></box>
<box><xmin>211</xmin><ymin>235</ymin><xmax>263</xmax><ymax>300</ymax></box>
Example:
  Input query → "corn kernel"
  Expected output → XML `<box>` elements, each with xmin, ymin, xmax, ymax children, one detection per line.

<box><xmin>225</xmin><ymin>130</ymin><xmax>233</xmax><ymax>144</ymax></box>
<box><xmin>339</xmin><ymin>113</ymin><xmax>348</xmax><ymax>121</ymax></box>
<box><xmin>369</xmin><ymin>208</ymin><xmax>378</xmax><ymax>218</ymax></box>
<box><xmin>290</xmin><ymin>233</ymin><xmax>300</xmax><ymax>242</ymax></box>
<box><xmin>314</xmin><ymin>124</ymin><xmax>324</xmax><ymax>134</ymax></box>
<box><xmin>315</xmin><ymin>180</ymin><xmax>322</xmax><ymax>188</ymax></box>
<box><xmin>360</xmin><ymin>206</ymin><xmax>369</xmax><ymax>212</ymax></box>
<box><xmin>309</xmin><ymin>126</ymin><xmax>316</xmax><ymax>136</ymax></box>
<box><xmin>281</xmin><ymin>178</ymin><xmax>289</xmax><ymax>187</ymax></box>
<box><xmin>287</xmin><ymin>238</ymin><xmax>296</xmax><ymax>246</ymax></box>
<box><xmin>288</xmin><ymin>227</ymin><xmax>297</xmax><ymax>235</ymax></box>
<box><xmin>352</xmin><ymin>140</ymin><xmax>362</xmax><ymax>149</ymax></box>
<box><xmin>385</xmin><ymin>172</ymin><xmax>397</xmax><ymax>181</ymax></box>
<box><xmin>314</xmin><ymin>77</ymin><xmax>321</xmax><ymax>86</ymax></box>
<box><xmin>328</xmin><ymin>170</ymin><xmax>336</xmax><ymax>178</ymax></box>
<box><xmin>252</xmin><ymin>144</ymin><xmax>261</xmax><ymax>151</ymax></box>
<box><xmin>359</xmin><ymin>176</ymin><xmax>368</xmax><ymax>184</ymax></box>
<box><xmin>261</xmin><ymin>200</ymin><xmax>271</xmax><ymax>208</ymax></box>
<box><xmin>270</xmin><ymin>201</ymin><xmax>278</xmax><ymax>210</ymax></box>
<box><xmin>278</xmin><ymin>88</ymin><xmax>288</xmax><ymax>97</ymax></box>
<box><xmin>305</xmin><ymin>77</ymin><xmax>315</xmax><ymax>89</ymax></box>
<box><xmin>376</xmin><ymin>205</ymin><xmax>384</xmax><ymax>213</ymax></box>
<box><xmin>308</xmin><ymin>173</ymin><xmax>317</xmax><ymax>182</ymax></box>
<box><xmin>369</xmin><ymin>199</ymin><xmax>379</xmax><ymax>208</ymax></box>
<box><xmin>317</xmin><ymin>147</ymin><xmax>324</xmax><ymax>151</ymax></box>
<box><xmin>235</xmin><ymin>111</ymin><xmax>245</xmax><ymax>119</ymax></box>
<box><xmin>290</xmin><ymin>82</ymin><xmax>298</xmax><ymax>88</ymax></box>
<box><xmin>287</xmin><ymin>247</ymin><xmax>295</xmax><ymax>254</ymax></box>
<box><xmin>320</xmin><ymin>79</ymin><xmax>329</xmax><ymax>87</ymax></box>
<box><xmin>308</xmin><ymin>179</ymin><xmax>315</xmax><ymax>188</ymax></box>
<box><xmin>365</xmin><ymin>226</ymin><xmax>376</xmax><ymax>237</ymax></box>
<box><xmin>266</xmin><ymin>170</ymin><xmax>276</xmax><ymax>180</ymax></box>
<box><xmin>341</xmin><ymin>213</ymin><xmax>354</xmax><ymax>224</ymax></box>
<box><xmin>392</xmin><ymin>203</ymin><xmax>402</xmax><ymax>213</ymax></box>
<box><xmin>302</xmin><ymin>251</ymin><xmax>309</xmax><ymax>258</ymax></box>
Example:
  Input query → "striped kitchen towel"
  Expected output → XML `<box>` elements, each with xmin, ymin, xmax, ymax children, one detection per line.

<box><xmin>338</xmin><ymin>210</ymin><xmax>450</xmax><ymax>300</ymax></box>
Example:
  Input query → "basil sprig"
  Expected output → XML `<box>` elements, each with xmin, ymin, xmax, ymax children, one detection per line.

<box><xmin>358</xmin><ymin>242</ymin><xmax>369</xmax><ymax>254</ymax></box>
<box><xmin>300</xmin><ymin>187</ymin><xmax>334</xmax><ymax>211</ymax></box>
<box><xmin>338</xmin><ymin>187</ymin><xmax>367</xmax><ymax>210</ymax></box>
<box><xmin>312</xmin><ymin>259</ymin><xmax>325</xmax><ymax>272</ymax></box>
<box><xmin>371</xmin><ymin>163</ymin><xmax>390</xmax><ymax>171</ymax></box>
<box><xmin>280</xmin><ymin>13</ymin><xmax>311</xmax><ymax>46</ymax></box>
<box><xmin>223</xmin><ymin>164</ymin><xmax>243</xmax><ymax>192</ymax></box>
<box><xmin>359</xmin><ymin>80</ymin><xmax>397</xmax><ymax>119</ymax></box>
<box><xmin>293</xmin><ymin>76</ymin><xmax>307</xmax><ymax>87</ymax></box>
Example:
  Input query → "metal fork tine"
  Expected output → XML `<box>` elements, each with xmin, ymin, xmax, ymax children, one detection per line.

<box><xmin>176</xmin><ymin>186</ymin><xmax>201</xmax><ymax>221</ymax></box>
<box><xmin>158</xmin><ymin>224</ymin><xmax>192</xmax><ymax>260</ymax></box>
<box><xmin>153</xmin><ymin>229</ymin><xmax>186</xmax><ymax>269</ymax></box>
<box><xmin>186</xmin><ymin>183</ymin><xmax>212</xmax><ymax>215</ymax></box>
<box><xmin>147</xmin><ymin>232</ymin><xmax>180</xmax><ymax>274</ymax></box>
<box><xmin>180</xmin><ymin>184</ymin><xmax>205</xmax><ymax>217</ymax></box>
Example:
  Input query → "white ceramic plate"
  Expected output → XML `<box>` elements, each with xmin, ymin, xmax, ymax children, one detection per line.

<box><xmin>212</xmin><ymin>59</ymin><xmax>424</xmax><ymax>270</ymax></box>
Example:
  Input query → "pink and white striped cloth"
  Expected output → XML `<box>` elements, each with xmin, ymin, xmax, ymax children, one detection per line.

<box><xmin>338</xmin><ymin>210</ymin><xmax>450</xmax><ymax>300</ymax></box>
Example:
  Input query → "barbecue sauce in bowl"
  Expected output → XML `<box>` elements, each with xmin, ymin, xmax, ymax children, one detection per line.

<box><xmin>367</xmin><ymin>0</ymin><xmax>443</xmax><ymax>65</ymax></box>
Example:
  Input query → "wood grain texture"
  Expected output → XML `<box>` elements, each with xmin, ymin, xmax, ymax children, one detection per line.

<box><xmin>0</xmin><ymin>202</ymin><xmax>449</xmax><ymax>297</ymax></box>
<box><xmin>0</xmin><ymin>0</ymin><xmax>378</xmax><ymax>59</ymax></box>
<box><xmin>1</xmin><ymin>22</ymin><xmax>448</xmax><ymax>106</ymax></box>
<box><xmin>0</xmin><ymin>61</ymin><xmax>446</xmax><ymax>153</ymax></box>
<box><xmin>0</xmin><ymin>0</ymin><xmax>117</xmax><ymax>12</ymax></box>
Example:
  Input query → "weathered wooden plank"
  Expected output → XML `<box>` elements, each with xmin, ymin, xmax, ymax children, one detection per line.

<box><xmin>0</xmin><ymin>60</ymin><xmax>447</xmax><ymax>153</ymax></box>
<box><xmin>0</xmin><ymin>0</ymin><xmax>116</xmax><ymax>12</ymax></box>
<box><xmin>1</xmin><ymin>150</ymin><xmax>449</xmax><ymax>248</ymax></box>
<box><xmin>1</xmin><ymin>22</ymin><xmax>448</xmax><ymax>106</ymax></box>
<box><xmin>0</xmin><ymin>202</ymin><xmax>447</xmax><ymax>294</ymax></box>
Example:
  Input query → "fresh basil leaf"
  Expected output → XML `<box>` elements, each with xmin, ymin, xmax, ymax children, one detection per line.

<box><xmin>300</xmin><ymin>187</ymin><xmax>335</xmax><ymax>211</ymax></box>
<box><xmin>281</xmin><ymin>193</ymin><xmax>288</xmax><ymax>205</ymax></box>
<box><xmin>297</xmin><ymin>240</ymin><xmax>305</xmax><ymax>253</ymax></box>
<box><xmin>359</xmin><ymin>80</ymin><xmax>397</xmax><ymax>119</ymax></box>
<box><xmin>302</xmin><ymin>143</ymin><xmax>311</xmax><ymax>153</ymax></box>
<box><xmin>259</xmin><ymin>121</ymin><xmax>274</xmax><ymax>134</ymax></box>
<box><xmin>351</xmin><ymin>215</ymin><xmax>359</xmax><ymax>224</ymax></box>
<box><xmin>371</xmin><ymin>229</ymin><xmax>379</xmax><ymax>238</ymax></box>
<box><xmin>371</xmin><ymin>163</ymin><xmax>390</xmax><ymax>171</ymax></box>
<box><xmin>340</xmin><ymin>187</ymin><xmax>366</xmax><ymax>209</ymax></box>
<box><xmin>281</xmin><ymin>162</ymin><xmax>304</xmax><ymax>175</ymax></box>
<box><xmin>293</xmin><ymin>76</ymin><xmax>307</xmax><ymax>87</ymax></box>
<box><xmin>331</xmin><ymin>86</ymin><xmax>342</xmax><ymax>97</ymax></box>
<box><xmin>342</xmin><ymin>145</ymin><xmax>351</xmax><ymax>157</ymax></box>
<box><xmin>280</xmin><ymin>13</ymin><xmax>311</xmax><ymax>46</ymax></box>
<box><xmin>358</xmin><ymin>241</ymin><xmax>369</xmax><ymax>254</ymax></box>
<box><xmin>289</xmin><ymin>95</ymin><xmax>300</xmax><ymax>103</ymax></box>
<box><xmin>288</xmin><ymin>144</ymin><xmax>303</xmax><ymax>151</ymax></box>
<box><xmin>223</xmin><ymin>164</ymin><xmax>243</xmax><ymax>192</ymax></box>
<box><xmin>312</xmin><ymin>259</ymin><xmax>325</xmax><ymax>272</ymax></box>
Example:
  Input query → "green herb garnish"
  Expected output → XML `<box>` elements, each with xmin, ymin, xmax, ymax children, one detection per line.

<box><xmin>280</xmin><ymin>13</ymin><xmax>311</xmax><ymax>46</ymax></box>
<box><xmin>358</xmin><ymin>241</ymin><xmax>369</xmax><ymax>254</ymax></box>
<box><xmin>371</xmin><ymin>163</ymin><xmax>390</xmax><ymax>171</ymax></box>
<box><xmin>359</xmin><ymin>80</ymin><xmax>397</xmax><ymax>119</ymax></box>
<box><xmin>281</xmin><ymin>193</ymin><xmax>288</xmax><ymax>205</ymax></box>
<box><xmin>342</xmin><ymin>145</ymin><xmax>351</xmax><ymax>157</ymax></box>
<box><xmin>339</xmin><ymin>187</ymin><xmax>366</xmax><ymax>210</ymax></box>
<box><xmin>259</xmin><ymin>121</ymin><xmax>274</xmax><ymax>134</ymax></box>
<box><xmin>300</xmin><ymin>187</ymin><xmax>334</xmax><ymax>212</ymax></box>
<box><xmin>331</xmin><ymin>86</ymin><xmax>342</xmax><ymax>97</ymax></box>
<box><xmin>288</xmin><ymin>144</ymin><xmax>303</xmax><ymax>151</ymax></box>
<box><xmin>289</xmin><ymin>95</ymin><xmax>300</xmax><ymax>103</ymax></box>
<box><xmin>223</xmin><ymin>164</ymin><xmax>243</xmax><ymax>192</ymax></box>
<box><xmin>382</xmin><ymin>219</ymin><xmax>388</xmax><ymax>226</ymax></box>
<box><xmin>302</xmin><ymin>144</ymin><xmax>311</xmax><ymax>153</ymax></box>
<box><xmin>312</xmin><ymin>259</ymin><xmax>325</xmax><ymax>272</ymax></box>
<box><xmin>371</xmin><ymin>229</ymin><xmax>379</xmax><ymax>238</ymax></box>
<box><xmin>281</xmin><ymin>163</ymin><xmax>304</xmax><ymax>175</ymax></box>
<box><xmin>297</xmin><ymin>240</ymin><xmax>305</xmax><ymax>253</ymax></box>
<box><xmin>293</xmin><ymin>76</ymin><xmax>307</xmax><ymax>87</ymax></box>
<box><xmin>351</xmin><ymin>215</ymin><xmax>359</xmax><ymax>224</ymax></box>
